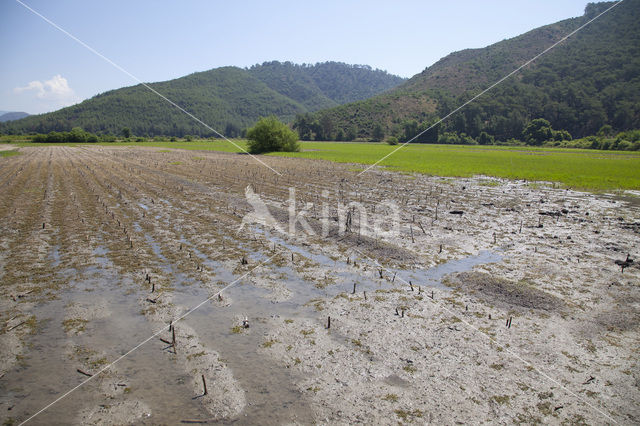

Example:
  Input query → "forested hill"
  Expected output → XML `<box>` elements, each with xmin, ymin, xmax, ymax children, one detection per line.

<box><xmin>303</xmin><ymin>0</ymin><xmax>640</xmax><ymax>142</ymax></box>
<box><xmin>1</xmin><ymin>62</ymin><xmax>404</xmax><ymax>137</ymax></box>
<box><xmin>248</xmin><ymin>61</ymin><xmax>405</xmax><ymax>111</ymax></box>
<box><xmin>0</xmin><ymin>111</ymin><xmax>29</xmax><ymax>122</ymax></box>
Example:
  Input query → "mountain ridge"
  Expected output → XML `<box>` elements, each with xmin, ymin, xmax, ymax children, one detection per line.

<box><xmin>0</xmin><ymin>111</ymin><xmax>30</xmax><ymax>123</ymax></box>
<box><xmin>1</xmin><ymin>62</ymin><xmax>404</xmax><ymax>137</ymax></box>
<box><xmin>302</xmin><ymin>0</ymin><xmax>639</xmax><ymax>142</ymax></box>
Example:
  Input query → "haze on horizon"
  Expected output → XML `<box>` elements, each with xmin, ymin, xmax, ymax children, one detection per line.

<box><xmin>1</xmin><ymin>0</ymin><xmax>592</xmax><ymax>114</ymax></box>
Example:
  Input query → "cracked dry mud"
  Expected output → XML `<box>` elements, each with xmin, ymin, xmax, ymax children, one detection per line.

<box><xmin>0</xmin><ymin>145</ymin><xmax>638</xmax><ymax>425</ymax></box>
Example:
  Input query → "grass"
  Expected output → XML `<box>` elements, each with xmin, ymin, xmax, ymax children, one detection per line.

<box><xmin>0</xmin><ymin>150</ymin><xmax>20</xmax><ymax>158</ymax></box>
<box><xmin>271</xmin><ymin>142</ymin><xmax>640</xmax><ymax>191</ymax></box>
<box><xmin>10</xmin><ymin>139</ymin><xmax>640</xmax><ymax>190</ymax></box>
<box><xmin>395</xmin><ymin>408</ymin><xmax>424</xmax><ymax>421</ymax></box>
<box><xmin>382</xmin><ymin>393</ymin><xmax>399</xmax><ymax>402</ymax></box>
<box><xmin>62</xmin><ymin>318</ymin><xmax>88</xmax><ymax>334</ymax></box>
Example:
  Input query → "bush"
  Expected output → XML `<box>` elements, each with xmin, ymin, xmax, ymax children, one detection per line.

<box><xmin>616</xmin><ymin>140</ymin><xmax>632</xmax><ymax>151</ymax></box>
<box><xmin>246</xmin><ymin>116</ymin><xmax>300</xmax><ymax>154</ymax></box>
<box><xmin>522</xmin><ymin>118</ymin><xmax>552</xmax><ymax>145</ymax></box>
<box><xmin>477</xmin><ymin>131</ymin><xmax>494</xmax><ymax>145</ymax></box>
<box><xmin>31</xmin><ymin>127</ymin><xmax>99</xmax><ymax>143</ymax></box>
<box><xmin>386</xmin><ymin>136</ymin><xmax>399</xmax><ymax>145</ymax></box>
<box><xmin>437</xmin><ymin>132</ymin><xmax>476</xmax><ymax>145</ymax></box>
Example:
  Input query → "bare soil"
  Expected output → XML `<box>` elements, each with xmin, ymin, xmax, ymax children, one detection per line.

<box><xmin>0</xmin><ymin>145</ymin><xmax>638</xmax><ymax>425</ymax></box>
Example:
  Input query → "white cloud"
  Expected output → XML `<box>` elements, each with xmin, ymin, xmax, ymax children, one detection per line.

<box><xmin>13</xmin><ymin>74</ymin><xmax>80</xmax><ymax>111</ymax></box>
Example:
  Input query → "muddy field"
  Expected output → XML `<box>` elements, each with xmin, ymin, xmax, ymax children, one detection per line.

<box><xmin>0</xmin><ymin>145</ymin><xmax>638</xmax><ymax>425</ymax></box>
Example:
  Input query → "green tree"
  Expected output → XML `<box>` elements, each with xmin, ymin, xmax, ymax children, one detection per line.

<box><xmin>522</xmin><ymin>118</ymin><xmax>553</xmax><ymax>145</ymax></box>
<box><xmin>371</xmin><ymin>123</ymin><xmax>384</xmax><ymax>142</ymax></box>
<box><xmin>401</xmin><ymin>120</ymin><xmax>418</xmax><ymax>142</ymax></box>
<box><xmin>121</xmin><ymin>127</ymin><xmax>131</xmax><ymax>138</ymax></box>
<box><xmin>246</xmin><ymin>116</ymin><xmax>300</xmax><ymax>154</ymax></box>
<box><xmin>552</xmin><ymin>129</ymin><xmax>572</xmax><ymax>141</ymax></box>
<box><xmin>477</xmin><ymin>131</ymin><xmax>494</xmax><ymax>145</ymax></box>
<box><xmin>319</xmin><ymin>115</ymin><xmax>334</xmax><ymax>141</ymax></box>
<box><xmin>597</xmin><ymin>124</ymin><xmax>613</xmax><ymax>137</ymax></box>
<box><xmin>345</xmin><ymin>125</ymin><xmax>358</xmax><ymax>141</ymax></box>
<box><xmin>293</xmin><ymin>113</ymin><xmax>314</xmax><ymax>140</ymax></box>
<box><xmin>386</xmin><ymin>136</ymin><xmax>398</xmax><ymax>145</ymax></box>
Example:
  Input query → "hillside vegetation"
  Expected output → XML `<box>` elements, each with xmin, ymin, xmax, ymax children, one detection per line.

<box><xmin>0</xmin><ymin>112</ymin><xmax>29</xmax><ymax>122</ymax></box>
<box><xmin>1</xmin><ymin>62</ymin><xmax>404</xmax><ymax>137</ymax></box>
<box><xmin>303</xmin><ymin>1</ymin><xmax>640</xmax><ymax>142</ymax></box>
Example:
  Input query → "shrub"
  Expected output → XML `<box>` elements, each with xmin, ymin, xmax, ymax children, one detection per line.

<box><xmin>616</xmin><ymin>140</ymin><xmax>632</xmax><ymax>151</ymax></box>
<box><xmin>522</xmin><ymin>118</ymin><xmax>553</xmax><ymax>145</ymax></box>
<box><xmin>31</xmin><ymin>127</ymin><xmax>99</xmax><ymax>143</ymax></box>
<box><xmin>552</xmin><ymin>129</ymin><xmax>572</xmax><ymax>141</ymax></box>
<box><xmin>386</xmin><ymin>136</ymin><xmax>399</xmax><ymax>145</ymax></box>
<box><xmin>477</xmin><ymin>131</ymin><xmax>494</xmax><ymax>145</ymax></box>
<box><xmin>246</xmin><ymin>116</ymin><xmax>299</xmax><ymax>154</ymax></box>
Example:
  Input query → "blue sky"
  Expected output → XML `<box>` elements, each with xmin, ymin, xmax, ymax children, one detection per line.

<box><xmin>1</xmin><ymin>0</ymin><xmax>591</xmax><ymax>114</ymax></box>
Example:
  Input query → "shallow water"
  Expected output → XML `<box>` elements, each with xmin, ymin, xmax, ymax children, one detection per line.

<box><xmin>3</xmin><ymin>225</ymin><xmax>501</xmax><ymax>425</ymax></box>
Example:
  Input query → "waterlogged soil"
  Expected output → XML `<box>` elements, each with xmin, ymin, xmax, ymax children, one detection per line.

<box><xmin>0</xmin><ymin>145</ymin><xmax>638</xmax><ymax>425</ymax></box>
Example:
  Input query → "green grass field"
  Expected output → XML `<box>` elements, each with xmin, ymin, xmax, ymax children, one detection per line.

<box><xmin>6</xmin><ymin>139</ymin><xmax>640</xmax><ymax>190</ymax></box>
<box><xmin>0</xmin><ymin>149</ymin><xmax>20</xmax><ymax>158</ymax></box>
<box><xmin>272</xmin><ymin>142</ymin><xmax>640</xmax><ymax>191</ymax></box>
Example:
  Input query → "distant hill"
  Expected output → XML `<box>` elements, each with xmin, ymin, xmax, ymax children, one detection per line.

<box><xmin>0</xmin><ymin>62</ymin><xmax>404</xmax><ymax>137</ymax></box>
<box><xmin>306</xmin><ymin>1</ymin><xmax>640</xmax><ymax>141</ymax></box>
<box><xmin>0</xmin><ymin>111</ymin><xmax>29</xmax><ymax>122</ymax></box>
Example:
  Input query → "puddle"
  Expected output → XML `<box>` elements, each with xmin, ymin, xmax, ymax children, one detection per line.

<box><xmin>49</xmin><ymin>244</ymin><xmax>61</xmax><ymax>268</ymax></box>
<box><xmin>143</xmin><ymin>233</ymin><xmax>189</xmax><ymax>285</ymax></box>
<box><xmin>395</xmin><ymin>250</ymin><xmax>502</xmax><ymax>290</ymax></box>
<box><xmin>174</xmin><ymin>283</ymin><xmax>315</xmax><ymax>425</ymax></box>
<box><xmin>0</xmin><ymin>246</ymin><xmax>205</xmax><ymax>424</ymax></box>
<box><xmin>251</xmin><ymin>227</ymin><xmax>501</xmax><ymax>293</ymax></box>
<box><xmin>172</xmin><ymin>235</ymin><xmax>316</xmax><ymax>423</ymax></box>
